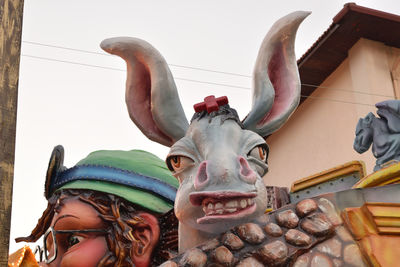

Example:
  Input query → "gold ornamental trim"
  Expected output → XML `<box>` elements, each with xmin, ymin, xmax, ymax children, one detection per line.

<box><xmin>353</xmin><ymin>162</ymin><xmax>400</xmax><ymax>188</ymax></box>
<box><xmin>362</xmin><ymin>202</ymin><xmax>400</xmax><ymax>235</ymax></box>
<box><xmin>290</xmin><ymin>161</ymin><xmax>365</xmax><ymax>193</ymax></box>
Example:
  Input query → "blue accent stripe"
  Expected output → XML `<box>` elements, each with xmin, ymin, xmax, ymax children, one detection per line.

<box><xmin>53</xmin><ymin>165</ymin><xmax>177</xmax><ymax>202</ymax></box>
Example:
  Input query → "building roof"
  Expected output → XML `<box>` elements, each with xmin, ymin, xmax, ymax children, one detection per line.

<box><xmin>298</xmin><ymin>2</ymin><xmax>400</xmax><ymax>104</ymax></box>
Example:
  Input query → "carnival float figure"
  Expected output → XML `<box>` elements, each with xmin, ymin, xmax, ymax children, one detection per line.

<box><xmin>101</xmin><ymin>11</ymin><xmax>309</xmax><ymax>253</ymax></box>
<box><xmin>9</xmin><ymin>146</ymin><xmax>179</xmax><ymax>267</ymax></box>
<box><xmin>103</xmin><ymin>10</ymin><xmax>400</xmax><ymax>266</ymax></box>
<box><xmin>354</xmin><ymin>100</ymin><xmax>400</xmax><ymax>171</ymax></box>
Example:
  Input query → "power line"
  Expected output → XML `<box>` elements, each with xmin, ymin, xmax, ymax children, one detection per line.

<box><xmin>22</xmin><ymin>54</ymin><xmax>125</xmax><ymax>71</ymax></box>
<box><xmin>22</xmin><ymin>40</ymin><xmax>251</xmax><ymax>78</ymax></box>
<box><xmin>175</xmin><ymin>77</ymin><xmax>251</xmax><ymax>90</ymax></box>
<box><xmin>21</xmin><ymin>54</ymin><xmax>250</xmax><ymax>89</ymax></box>
<box><xmin>168</xmin><ymin>63</ymin><xmax>251</xmax><ymax>78</ymax></box>
<box><xmin>20</xmin><ymin>54</ymin><xmax>385</xmax><ymax>108</ymax></box>
<box><xmin>23</xmin><ymin>40</ymin><xmax>395</xmax><ymax>98</ymax></box>
<box><xmin>302</xmin><ymin>83</ymin><xmax>392</xmax><ymax>98</ymax></box>
<box><xmin>23</xmin><ymin>41</ymin><xmax>110</xmax><ymax>57</ymax></box>
<box><xmin>303</xmin><ymin>95</ymin><xmax>375</xmax><ymax>107</ymax></box>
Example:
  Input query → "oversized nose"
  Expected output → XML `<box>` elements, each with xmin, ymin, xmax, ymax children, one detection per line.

<box><xmin>194</xmin><ymin>157</ymin><xmax>257</xmax><ymax>190</ymax></box>
<box><xmin>194</xmin><ymin>161</ymin><xmax>209</xmax><ymax>190</ymax></box>
<box><xmin>238</xmin><ymin>156</ymin><xmax>257</xmax><ymax>184</ymax></box>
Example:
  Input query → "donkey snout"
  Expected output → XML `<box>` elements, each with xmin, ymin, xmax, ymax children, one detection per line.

<box><xmin>238</xmin><ymin>156</ymin><xmax>257</xmax><ymax>184</ymax></box>
<box><xmin>194</xmin><ymin>161</ymin><xmax>209</xmax><ymax>190</ymax></box>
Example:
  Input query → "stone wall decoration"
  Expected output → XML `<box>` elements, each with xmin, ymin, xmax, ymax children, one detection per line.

<box><xmin>160</xmin><ymin>184</ymin><xmax>400</xmax><ymax>266</ymax></box>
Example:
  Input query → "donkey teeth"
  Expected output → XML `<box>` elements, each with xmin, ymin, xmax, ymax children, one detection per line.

<box><xmin>226</xmin><ymin>208</ymin><xmax>237</xmax><ymax>213</ymax></box>
<box><xmin>205</xmin><ymin>207</ymin><xmax>238</xmax><ymax>216</ymax></box>
<box><xmin>206</xmin><ymin>210</ymin><xmax>213</xmax><ymax>216</ymax></box>
<box><xmin>202</xmin><ymin>198</ymin><xmax>254</xmax><ymax>216</ymax></box>
<box><xmin>225</xmin><ymin>200</ymin><xmax>238</xmax><ymax>208</ymax></box>
<box><xmin>240</xmin><ymin>199</ymin><xmax>248</xmax><ymax>209</ymax></box>
<box><xmin>215</xmin><ymin>202</ymin><xmax>223</xmax><ymax>209</ymax></box>
<box><xmin>203</xmin><ymin>203</ymin><xmax>214</xmax><ymax>214</ymax></box>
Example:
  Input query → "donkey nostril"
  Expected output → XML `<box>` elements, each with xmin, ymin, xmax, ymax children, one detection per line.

<box><xmin>239</xmin><ymin>157</ymin><xmax>257</xmax><ymax>184</ymax></box>
<box><xmin>239</xmin><ymin>157</ymin><xmax>251</xmax><ymax>176</ymax></box>
<box><xmin>195</xmin><ymin>161</ymin><xmax>209</xmax><ymax>189</ymax></box>
<box><xmin>198</xmin><ymin>164</ymin><xmax>208</xmax><ymax>183</ymax></box>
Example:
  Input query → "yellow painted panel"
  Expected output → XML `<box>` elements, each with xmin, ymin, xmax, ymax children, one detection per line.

<box><xmin>374</xmin><ymin>217</ymin><xmax>400</xmax><ymax>228</ymax></box>
<box><xmin>353</xmin><ymin>162</ymin><xmax>400</xmax><ymax>188</ymax></box>
<box><xmin>291</xmin><ymin>161</ymin><xmax>365</xmax><ymax>192</ymax></box>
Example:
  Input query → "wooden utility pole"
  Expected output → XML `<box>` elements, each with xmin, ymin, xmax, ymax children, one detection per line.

<box><xmin>0</xmin><ymin>0</ymin><xmax>24</xmax><ymax>265</ymax></box>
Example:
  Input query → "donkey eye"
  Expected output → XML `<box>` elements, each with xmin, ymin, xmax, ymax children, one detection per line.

<box><xmin>248</xmin><ymin>145</ymin><xmax>268</xmax><ymax>162</ymax></box>
<box><xmin>167</xmin><ymin>156</ymin><xmax>194</xmax><ymax>172</ymax></box>
<box><xmin>171</xmin><ymin>156</ymin><xmax>181</xmax><ymax>168</ymax></box>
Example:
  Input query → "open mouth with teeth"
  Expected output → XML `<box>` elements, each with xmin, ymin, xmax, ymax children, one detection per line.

<box><xmin>189</xmin><ymin>191</ymin><xmax>257</xmax><ymax>224</ymax></box>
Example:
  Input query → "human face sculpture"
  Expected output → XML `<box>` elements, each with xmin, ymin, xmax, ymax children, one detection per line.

<box><xmin>38</xmin><ymin>198</ymin><xmax>108</xmax><ymax>267</ymax></box>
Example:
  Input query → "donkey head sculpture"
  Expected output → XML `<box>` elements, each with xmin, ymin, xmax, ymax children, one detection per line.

<box><xmin>101</xmin><ymin>11</ymin><xmax>309</xmax><ymax>252</ymax></box>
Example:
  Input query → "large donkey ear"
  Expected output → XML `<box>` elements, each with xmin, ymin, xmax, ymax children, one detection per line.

<box><xmin>243</xmin><ymin>11</ymin><xmax>310</xmax><ymax>137</ymax></box>
<box><xmin>101</xmin><ymin>37</ymin><xmax>189</xmax><ymax>147</ymax></box>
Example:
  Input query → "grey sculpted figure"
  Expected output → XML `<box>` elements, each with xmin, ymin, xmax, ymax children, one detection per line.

<box><xmin>354</xmin><ymin>100</ymin><xmax>400</xmax><ymax>171</ymax></box>
<box><xmin>101</xmin><ymin>11</ymin><xmax>309</xmax><ymax>252</ymax></box>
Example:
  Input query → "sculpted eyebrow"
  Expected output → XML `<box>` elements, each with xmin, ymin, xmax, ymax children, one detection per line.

<box><xmin>53</xmin><ymin>214</ymin><xmax>79</xmax><ymax>228</ymax></box>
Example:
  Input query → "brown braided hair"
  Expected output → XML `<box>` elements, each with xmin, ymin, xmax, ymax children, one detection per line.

<box><xmin>16</xmin><ymin>189</ymin><xmax>178</xmax><ymax>266</ymax></box>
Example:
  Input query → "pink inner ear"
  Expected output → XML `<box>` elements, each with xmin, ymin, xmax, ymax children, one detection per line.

<box><xmin>257</xmin><ymin>44</ymin><xmax>296</xmax><ymax>127</ymax></box>
<box><xmin>126</xmin><ymin>63</ymin><xmax>173</xmax><ymax>145</ymax></box>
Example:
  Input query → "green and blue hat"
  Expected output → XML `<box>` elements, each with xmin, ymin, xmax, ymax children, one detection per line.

<box><xmin>45</xmin><ymin>145</ymin><xmax>178</xmax><ymax>214</ymax></box>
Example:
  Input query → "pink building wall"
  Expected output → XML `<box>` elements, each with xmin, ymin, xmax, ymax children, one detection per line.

<box><xmin>264</xmin><ymin>38</ymin><xmax>400</xmax><ymax>188</ymax></box>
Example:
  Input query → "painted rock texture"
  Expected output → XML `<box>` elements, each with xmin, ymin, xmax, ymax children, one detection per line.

<box><xmin>159</xmin><ymin>197</ymin><xmax>356</xmax><ymax>266</ymax></box>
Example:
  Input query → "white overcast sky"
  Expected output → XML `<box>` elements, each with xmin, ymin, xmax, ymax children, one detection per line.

<box><xmin>9</xmin><ymin>0</ymin><xmax>400</xmax><ymax>252</ymax></box>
